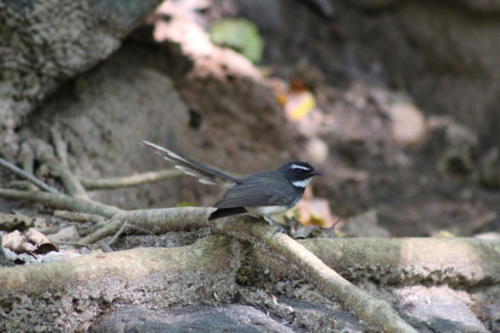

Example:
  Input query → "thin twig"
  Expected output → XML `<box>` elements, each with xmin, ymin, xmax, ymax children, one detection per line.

<box><xmin>99</xmin><ymin>241</ymin><xmax>114</xmax><ymax>252</ymax></box>
<box><xmin>107</xmin><ymin>221</ymin><xmax>128</xmax><ymax>246</ymax></box>
<box><xmin>80</xmin><ymin>169</ymin><xmax>184</xmax><ymax>190</ymax></box>
<box><xmin>0</xmin><ymin>157</ymin><xmax>61</xmax><ymax>194</ymax></box>
<box><xmin>54</xmin><ymin>241</ymin><xmax>90</xmax><ymax>246</ymax></box>
<box><xmin>80</xmin><ymin>215</ymin><xmax>124</xmax><ymax>244</ymax></box>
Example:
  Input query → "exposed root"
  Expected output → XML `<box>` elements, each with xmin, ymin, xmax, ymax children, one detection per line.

<box><xmin>80</xmin><ymin>168</ymin><xmax>184</xmax><ymax>190</ymax></box>
<box><xmin>0</xmin><ymin>157</ymin><xmax>60</xmax><ymax>194</ymax></box>
<box><xmin>36</xmin><ymin>142</ymin><xmax>88</xmax><ymax>199</ymax></box>
<box><xmin>53</xmin><ymin>210</ymin><xmax>105</xmax><ymax>224</ymax></box>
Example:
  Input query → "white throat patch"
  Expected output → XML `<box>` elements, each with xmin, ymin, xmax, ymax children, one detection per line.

<box><xmin>291</xmin><ymin>164</ymin><xmax>311</xmax><ymax>171</ymax></box>
<box><xmin>292</xmin><ymin>177</ymin><xmax>312</xmax><ymax>188</ymax></box>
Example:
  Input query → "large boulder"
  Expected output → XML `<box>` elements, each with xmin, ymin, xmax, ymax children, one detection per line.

<box><xmin>0</xmin><ymin>0</ymin><xmax>162</xmax><ymax>156</ymax></box>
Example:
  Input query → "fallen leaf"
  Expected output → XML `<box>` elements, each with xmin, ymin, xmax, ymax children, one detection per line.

<box><xmin>210</xmin><ymin>18</ymin><xmax>264</xmax><ymax>63</ymax></box>
<box><xmin>2</xmin><ymin>228</ymin><xmax>58</xmax><ymax>256</ymax></box>
<box><xmin>286</xmin><ymin>90</ymin><xmax>316</xmax><ymax>121</ymax></box>
<box><xmin>291</xmin><ymin>198</ymin><xmax>337</xmax><ymax>228</ymax></box>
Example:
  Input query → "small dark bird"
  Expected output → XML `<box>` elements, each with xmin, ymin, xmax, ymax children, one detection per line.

<box><xmin>143</xmin><ymin>141</ymin><xmax>321</xmax><ymax>225</ymax></box>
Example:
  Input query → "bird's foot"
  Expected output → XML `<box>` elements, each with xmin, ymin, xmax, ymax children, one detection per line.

<box><xmin>263</xmin><ymin>215</ymin><xmax>289</xmax><ymax>235</ymax></box>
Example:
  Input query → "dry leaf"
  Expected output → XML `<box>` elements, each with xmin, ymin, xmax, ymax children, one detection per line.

<box><xmin>2</xmin><ymin>228</ymin><xmax>58</xmax><ymax>256</ymax></box>
<box><xmin>292</xmin><ymin>198</ymin><xmax>337</xmax><ymax>228</ymax></box>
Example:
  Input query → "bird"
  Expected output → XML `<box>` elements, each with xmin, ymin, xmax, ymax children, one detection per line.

<box><xmin>142</xmin><ymin>141</ymin><xmax>322</xmax><ymax>226</ymax></box>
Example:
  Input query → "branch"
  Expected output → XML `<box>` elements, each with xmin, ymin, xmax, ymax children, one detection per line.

<box><xmin>53</xmin><ymin>210</ymin><xmax>105</xmax><ymax>224</ymax></box>
<box><xmin>0</xmin><ymin>157</ymin><xmax>61</xmax><ymax>194</ymax></box>
<box><xmin>79</xmin><ymin>207</ymin><xmax>212</xmax><ymax>244</ymax></box>
<box><xmin>0</xmin><ymin>188</ymin><xmax>121</xmax><ymax>218</ymax></box>
<box><xmin>80</xmin><ymin>169</ymin><xmax>184</xmax><ymax>190</ymax></box>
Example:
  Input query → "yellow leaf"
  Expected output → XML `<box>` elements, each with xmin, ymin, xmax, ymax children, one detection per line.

<box><xmin>286</xmin><ymin>91</ymin><xmax>316</xmax><ymax>120</ymax></box>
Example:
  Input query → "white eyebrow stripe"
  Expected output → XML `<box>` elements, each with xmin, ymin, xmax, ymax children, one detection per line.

<box><xmin>291</xmin><ymin>164</ymin><xmax>311</xmax><ymax>170</ymax></box>
<box><xmin>292</xmin><ymin>178</ymin><xmax>312</xmax><ymax>188</ymax></box>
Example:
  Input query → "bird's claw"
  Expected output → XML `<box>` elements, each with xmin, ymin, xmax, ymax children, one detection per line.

<box><xmin>271</xmin><ymin>224</ymin><xmax>288</xmax><ymax>236</ymax></box>
<box><xmin>261</xmin><ymin>215</ymin><xmax>289</xmax><ymax>236</ymax></box>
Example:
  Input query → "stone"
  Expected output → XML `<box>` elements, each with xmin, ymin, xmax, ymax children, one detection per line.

<box><xmin>0</xmin><ymin>0</ymin><xmax>163</xmax><ymax>156</ymax></box>
<box><xmin>91</xmin><ymin>304</ymin><xmax>295</xmax><ymax>333</ymax></box>
<box><xmin>396</xmin><ymin>286</ymin><xmax>489</xmax><ymax>333</ymax></box>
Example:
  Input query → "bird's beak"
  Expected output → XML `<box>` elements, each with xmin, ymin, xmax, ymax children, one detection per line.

<box><xmin>311</xmin><ymin>170</ymin><xmax>323</xmax><ymax>176</ymax></box>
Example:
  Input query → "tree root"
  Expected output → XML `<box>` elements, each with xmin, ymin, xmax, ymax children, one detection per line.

<box><xmin>80</xmin><ymin>168</ymin><xmax>184</xmax><ymax>190</ymax></box>
<box><xmin>0</xmin><ymin>235</ymin><xmax>234</xmax><ymax>292</ymax></box>
<box><xmin>0</xmin><ymin>188</ymin><xmax>121</xmax><ymax>217</ymax></box>
<box><xmin>254</xmin><ymin>237</ymin><xmax>500</xmax><ymax>287</ymax></box>
<box><xmin>0</xmin><ymin>157</ymin><xmax>60</xmax><ymax>194</ymax></box>
<box><xmin>36</xmin><ymin>143</ymin><xmax>88</xmax><ymax>199</ymax></box>
<box><xmin>213</xmin><ymin>218</ymin><xmax>419</xmax><ymax>332</ymax></box>
<box><xmin>53</xmin><ymin>210</ymin><xmax>105</xmax><ymax>224</ymax></box>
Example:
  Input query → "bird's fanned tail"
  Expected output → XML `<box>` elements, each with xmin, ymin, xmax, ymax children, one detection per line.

<box><xmin>142</xmin><ymin>140</ymin><xmax>238</xmax><ymax>187</ymax></box>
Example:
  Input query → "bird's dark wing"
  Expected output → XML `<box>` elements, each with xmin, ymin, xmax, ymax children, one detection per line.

<box><xmin>143</xmin><ymin>141</ymin><xmax>239</xmax><ymax>187</ymax></box>
<box><xmin>213</xmin><ymin>179</ymin><xmax>295</xmax><ymax>208</ymax></box>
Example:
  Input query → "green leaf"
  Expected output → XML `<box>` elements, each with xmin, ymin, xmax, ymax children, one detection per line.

<box><xmin>210</xmin><ymin>18</ymin><xmax>264</xmax><ymax>63</ymax></box>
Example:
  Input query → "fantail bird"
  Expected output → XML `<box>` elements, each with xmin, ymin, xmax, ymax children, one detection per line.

<box><xmin>143</xmin><ymin>141</ymin><xmax>321</xmax><ymax>225</ymax></box>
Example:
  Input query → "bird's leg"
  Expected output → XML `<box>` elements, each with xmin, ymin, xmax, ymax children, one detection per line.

<box><xmin>262</xmin><ymin>215</ymin><xmax>288</xmax><ymax>235</ymax></box>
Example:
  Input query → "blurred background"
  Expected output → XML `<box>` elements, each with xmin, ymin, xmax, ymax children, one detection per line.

<box><xmin>2</xmin><ymin>0</ymin><xmax>500</xmax><ymax>238</ymax></box>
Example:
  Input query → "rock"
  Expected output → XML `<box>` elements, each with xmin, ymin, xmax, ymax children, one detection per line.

<box><xmin>47</xmin><ymin>226</ymin><xmax>79</xmax><ymax>243</ymax></box>
<box><xmin>304</xmin><ymin>137</ymin><xmax>329</xmax><ymax>166</ymax></box>
<box><xmin>386</xmin><ymin>96</ymin><xmax>427</xmax><ymax>147</ymax></box>
<box><xmin>24</xmin><ymin>42</ymin><xmax>195</xmax><ymax>209</ymax></box>
<box><xmin>396</xmin><ymin>286</ymin><xmax>489</xmax><ymax>333</ymax></box>
<box><xmin>278</xmin><ymin>298</ymin><xmax>366</xmax><ymax>332</ymax></box>
<box><xmin>0</xmin><ymin>0</ymin><xmax>163</xmax><ymax>156</ymax></box>
<box><xmin>427</xmin><ymin>116</ymin><xmax>478</xmax><ymax>147</ymax></box>
<box><xmin>90</xmin><ymin>304</ymin><xmax>295</xmax><ymax>333</ymax></box>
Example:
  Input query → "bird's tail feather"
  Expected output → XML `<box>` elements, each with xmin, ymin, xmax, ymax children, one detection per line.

<box><xmin>142</xmin><ymin>140</ymin><xmax>238</xmax><ymax>187</ymax></box>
